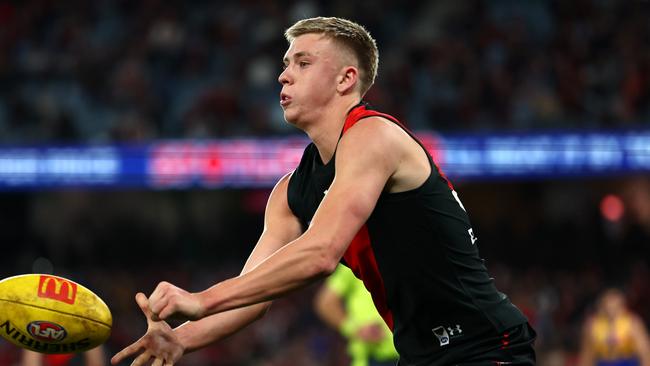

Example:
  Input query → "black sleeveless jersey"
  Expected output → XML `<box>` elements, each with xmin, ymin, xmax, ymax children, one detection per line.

<box><xmin>287</xmin><ymin>102</ymin><xmax>529</xmax><ymax>366</ymax></box>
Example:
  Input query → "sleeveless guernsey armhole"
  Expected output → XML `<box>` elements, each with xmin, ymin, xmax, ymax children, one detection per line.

<box><xmin>343</xmin><ymin>102</ymin><xmax>455</xmax><ymax>192</ymax></box>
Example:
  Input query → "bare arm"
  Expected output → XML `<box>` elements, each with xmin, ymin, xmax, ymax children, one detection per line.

<box><xmin>631</xmin><ymin>315</ymin><xmax>650</xmax><ymax>366</ymax></box>
<box><xmin>314</xmin><ymin>272</ymin><xmax>386</xmax><ymax>343</ymax></box>
<box><xmin>114</xmin><ymin>118</ymin><xmax>414</xmax><ymax>366</ymax></box>
<box><xmin>186</xmin><ymin>118</ymin><xmax>402</xmax><ymax>317</ymax></box>
<box><xmin>174</xmin><ymin>174</ymin><xmax>303</xmax><ymax>352</ymax></box>
<box><xmin>84</xmin><ymin>346</ymin><xmax>107</xmax><ymax>366</ymax></box>
<box><xmin>20</xmin><ymin>350</ymin><xmax>42</xmax><ymax>366</ymax></box>
<box><xmin>111</xmin><ymin>173</ymin><xmax>302</xmax><ymax>365</ymax></box>
<box><xmin>314</xmin><ymin>285</ymin><xmax>347</xmax><ymax>331</ymax></box>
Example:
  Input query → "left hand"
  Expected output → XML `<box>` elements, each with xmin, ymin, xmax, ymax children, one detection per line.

<box><xmin>355</xmin><ymin>323</ymin><xmax>385</xmax><ymax>343</ymax></box>
<box><xmin>111</xmin><ymin>293</ymin><xmax>184</xmax><ymax>366</ymax></box>
<box><xmin>148</xmin><ymin>281</ymin><xmax>205</xmax><ymax>321</ymax></box>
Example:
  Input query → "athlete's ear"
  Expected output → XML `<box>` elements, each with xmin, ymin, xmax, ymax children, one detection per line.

<box><xmin>336</xmin><ymin>65</ymin><xmax>359</xmax><ymax>95</ymax></box>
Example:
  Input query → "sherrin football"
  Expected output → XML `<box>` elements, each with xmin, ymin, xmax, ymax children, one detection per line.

<box><xmin>0</xmin><ymin>274</ymin><xmax>112</xmax><ymax>354</ymax></box>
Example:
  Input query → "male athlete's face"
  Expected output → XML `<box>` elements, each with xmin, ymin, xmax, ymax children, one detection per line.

<box><xmin>278</xmin><ymin>33</ymin><xmax>348</xmax><ymax>125</ymax></box>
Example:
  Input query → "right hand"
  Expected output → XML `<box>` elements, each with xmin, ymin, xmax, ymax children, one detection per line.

<box><xmin>111</xmin><ymin>293</ymin><xmax>185</xmax><ymax>366</ymax></box>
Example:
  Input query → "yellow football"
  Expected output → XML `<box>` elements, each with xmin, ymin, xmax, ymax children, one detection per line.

<box><xmin>0</xmin><ymin>274</ymin><xmax>112</xmax><ymax>354</ymax></box>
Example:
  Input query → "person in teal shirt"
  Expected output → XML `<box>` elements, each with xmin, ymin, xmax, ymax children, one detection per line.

<box><xmin>315</xmin><ymin>265</ymin><xmax>399</xmax><ymax>366</ymax></box>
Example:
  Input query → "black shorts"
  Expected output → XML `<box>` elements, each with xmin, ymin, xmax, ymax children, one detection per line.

<box><xmin>455</xmin><ymin>322</ymin><xmax>537</xmax><ymax>366</ymax></box>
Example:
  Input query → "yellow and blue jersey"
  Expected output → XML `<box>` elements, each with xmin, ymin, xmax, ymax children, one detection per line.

<box><xmin>589</xmin><ymin>312</ymin><xmax>640</xmax><ymax>366</ymax></box>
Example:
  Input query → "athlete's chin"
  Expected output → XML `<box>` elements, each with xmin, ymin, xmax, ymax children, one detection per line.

<box><xmin>283</xmin><ymin>109</ymin><xmax>300</xmax><ymax>126</ymax></box>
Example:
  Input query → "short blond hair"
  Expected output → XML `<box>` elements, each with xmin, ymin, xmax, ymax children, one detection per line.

<box><xmin>285</xmin><ymin>17</ymin><xmax>378</xmax><ymax>96</ymax></box>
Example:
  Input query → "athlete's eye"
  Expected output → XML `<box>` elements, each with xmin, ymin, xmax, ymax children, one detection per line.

<box><xmin>299</xmin><ymin>61</ymin><xmax>309</xmax><ymax>68</ymax></box>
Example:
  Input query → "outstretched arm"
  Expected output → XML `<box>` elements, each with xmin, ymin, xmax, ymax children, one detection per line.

<box><xmin>194</xmin><ymin>119</ymin><xmax>399</xmax><ymax>316</ymax></box>
<box><xmin>173</xmin><ymin>174</ymin><xmax>303</xmax><ymax>352</ymax></box>
<box><xmin>111</xmin><ymin>173</ymin><xmax>303</xmax><ymax>365</ymax></box>
<box><xmin>148</xmin><ymin>117</ymin><xmax>404</xmax><ymax>320</ymax></box>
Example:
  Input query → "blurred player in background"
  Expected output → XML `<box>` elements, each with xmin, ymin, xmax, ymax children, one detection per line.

<box><xmin>579</xmin><ymin>288</ymin><xmax>650</xmax><ymax>366</ymax></box>
<box><xmin>21</xmin><ymin>346</ymin><xmax>106</xmax><ymax>366</ymax></box>
<box><xmin>315</xmin><ymin>264</ymin><xmax>399</xmax><ymax>366</ymax></box>
<box><xmin>112</xmin><ymin>16</ymin><xmax>535</xmax><ymax>366</ymax></box>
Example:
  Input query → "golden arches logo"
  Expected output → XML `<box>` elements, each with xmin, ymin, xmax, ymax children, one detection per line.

<box><xmin>37</xmin><ymin>276</ymin><xmax>77</xmax><ymax>305</ymax></box>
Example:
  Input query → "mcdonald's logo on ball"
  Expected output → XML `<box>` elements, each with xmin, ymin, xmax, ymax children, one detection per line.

<box><xmin>37</xmin><ymin>275</ymin><xmax>78</xmax><ymax>305</ymax></box>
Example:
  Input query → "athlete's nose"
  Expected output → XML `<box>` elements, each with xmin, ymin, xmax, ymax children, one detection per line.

<box><xmin>278</xmin><ymin>67</ymin><xmax>292</xmax><ymax>85</ymax></box>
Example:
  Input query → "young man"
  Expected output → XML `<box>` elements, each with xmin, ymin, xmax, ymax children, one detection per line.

<box><xmin>112</xmin><ymin>17</ymin><xmax>536</xmax><ymax>366</ymax></box>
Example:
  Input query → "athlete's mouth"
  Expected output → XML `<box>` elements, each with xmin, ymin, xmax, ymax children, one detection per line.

<box><xmin>280</xmin><ymin>93</ymin><xmax>292</xmax><ymax>107</ymax></box>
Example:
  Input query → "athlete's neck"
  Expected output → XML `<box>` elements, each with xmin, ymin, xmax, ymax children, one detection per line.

<box><xmin>304</xmin><ymin>98</ymin><xmax>361</xmax><ymax>164</ymax></box>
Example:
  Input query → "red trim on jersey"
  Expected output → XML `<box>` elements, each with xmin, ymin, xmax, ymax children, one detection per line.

<box><xmin>342</xmin><ymin>224</ymin><xmax>394</xmax><ymax>330</ymax></box>
<box><xmin>344</xmin><ymin>103</ymin><xmax>454</xmax><ymax>190</ymax></box>
<box><xmin>500</xmin><ymin>331</ymin><xmax>510</xmax><ymax>350</ymax></box>
<box><xmin>341</xmin><ymin>103</ymin><xmax>466</xmax><ymax>330</ymax></box>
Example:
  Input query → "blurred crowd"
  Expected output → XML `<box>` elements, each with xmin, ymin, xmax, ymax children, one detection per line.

<box><xmin>0</xmin><ymin>0</ymin><xmax>649</xmax><ymax>144</ymax></box>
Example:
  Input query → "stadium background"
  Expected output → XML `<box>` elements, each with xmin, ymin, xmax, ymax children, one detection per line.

<box><xmin>0</xmin><ymin>0</ymin><xmax>649</xmax><ymax>365</ymax></box>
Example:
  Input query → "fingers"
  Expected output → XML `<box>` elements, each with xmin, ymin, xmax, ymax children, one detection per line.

<box><xmin>130</xmin><ymin>351</ymin><xmax>151</xmax><ymax>366</ymax></box>
<box><xmin>150</xmin><ymin>299</ymin><xmax>169</xmax><ymax>321</ymax></box>
<box><xmin>113</xmin><ymin>291</ymin><xmax>180</xmax><ymax>366</ymax></box>
<box><xmin>149</xmin><ymin>282</ymin><xmax>171</xmax><ymax>320</ymax></box>
<box><xmin>155</xmin><ymin>358</ymin><xmax>175</xmax><ymax>366</ymax></box>
<box><xmin>142</xmin><ymin>281</ymin><xmax>202</xmax><ymax>323</ymax></box>
<box><xmin>111</xmin><ymin>341</ymin><xmax>143</xmax><ymax>365</ymax></box>
<box><xmin>135</xmin><ymin>293</ymin><xmax>155</xmax><ymax>322</ymax></box>
<box><xmin>158</xmin><ymin>307</ymin><xmax>171</xmax><ymax>321</ymax></box>
<box><xmin>158</xmin><ymin>299</ymin><xmax>180</xmax><ymax>321</ymax></box>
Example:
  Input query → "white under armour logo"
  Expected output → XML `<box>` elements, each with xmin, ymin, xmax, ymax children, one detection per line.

<box><xmin>433</xmin><ymin>324</ymin><xmax>463</xmax><ymax>346</ymax></box>
<box><xmin>447</xmin><ymin>324</ymin><xmax>463</xmax><ymax>336</ymax></box>
<box><xmin>323</xmin><ymin>189</ymin><xmax>328</xmax><ymax>196</ymax></box>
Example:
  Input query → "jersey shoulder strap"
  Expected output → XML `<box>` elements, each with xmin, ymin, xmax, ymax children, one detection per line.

<box><xmin>341</xmin><ymin>101</ymin><xmax>455</xmax><ymax>191</ymax></box>
<box><xmin>342</xmin><ymin>102</ymin><xmax>407</xmax><ymax>135</ymax></box>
